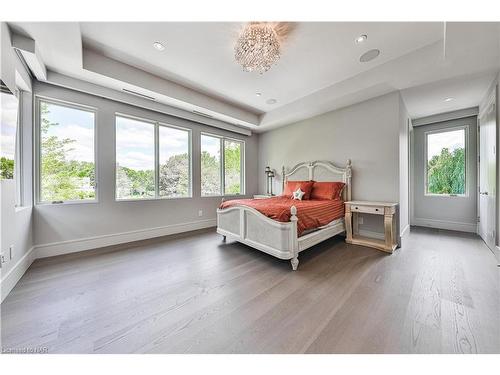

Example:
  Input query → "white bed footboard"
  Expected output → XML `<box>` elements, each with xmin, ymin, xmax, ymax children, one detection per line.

<box><xmin>217</xmin><ymin>205</ymin><xmax>299</xmax><ymax>263</ymax></box>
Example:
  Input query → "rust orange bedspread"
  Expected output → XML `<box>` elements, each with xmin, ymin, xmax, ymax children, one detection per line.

<box><xmin>219</xmin><ymin>196</ymin><xmax>345</xmax><ymax>236</ymax></box>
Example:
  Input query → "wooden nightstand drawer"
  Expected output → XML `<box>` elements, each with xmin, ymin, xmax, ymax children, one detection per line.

<box><xmin>351</xmin><ymin>205</ymin><xmax>384</xmax><ymax>215</ymax></box>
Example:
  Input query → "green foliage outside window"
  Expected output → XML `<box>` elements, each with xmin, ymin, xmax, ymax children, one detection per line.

<box><xmin>427</xmin><ymin>147</ymin><xmax>465</xmax><ymax>195</ymax></box>
<box><xmin>201</xmin><ymin>150</ymin><xmax>221</xmax><ymax>196</ymax></box>
<box><xmin>224</xmin><ymin>140</ymin><xmax>242</xmax><ymax>195</ymax></box>
<box><xmin>0</xmin><ymin>157</ymin><xmax>14</xmax><ymax>179</ymax></box>
<box><xmin>116</xmin><ymin>165</ymin><xmax>155</xmax><ymax>199</ymax></box>
<box><xmin>159</xmin><ymin>153</ymin><xmax>190</xmax><ymax>198</ymax></box>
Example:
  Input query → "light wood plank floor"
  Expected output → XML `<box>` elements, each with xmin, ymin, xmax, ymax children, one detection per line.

<box><xmin>1</xmin><ymin>227</ymin><xmax>499</xmax><ymax>354</ymax></box>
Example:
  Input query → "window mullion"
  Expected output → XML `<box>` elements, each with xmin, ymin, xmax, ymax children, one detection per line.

<box><xmin>221</xmin><ymin>137</ymin><xmax>225</xmax><ymax>196</ymax></box>
<box><xmin>240</xmin><ymin>141</ymin><xmax>244</xmax><ymax>195</ymax></box>
<box><xmin>155</xmin><ymin>122</ymin><xmax>160</xmax><ymax>199</ymax></box>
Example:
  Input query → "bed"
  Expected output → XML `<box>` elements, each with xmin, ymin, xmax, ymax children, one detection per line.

<box><xmin>216</xmin><ymin>160</ymin><xmax>352</xmax><ymax>270</ymax></box>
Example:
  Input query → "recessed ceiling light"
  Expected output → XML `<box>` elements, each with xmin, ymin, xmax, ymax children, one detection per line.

<box><xmin>355</xmin><ymin>34</ymin><xmax>367</xmax><ymax>44</ymax></box>
<box><xmin>359</xmin><ymin>49</ymin><xmax>380</xmax><ymax>63</ymax></box>
<box><xmin>266</xmin><ymin>98</ymin><xmax>277</xmax><ymax>105</ymax></box>
<box><xmin>444</xmin><ymin>97</ymin><xmax>454</xmax><ymax>102</ymax></box>
<box><xmin>256</xmin><ymin>92</ymin><xmax>262</xmax><ymax>97</ymax></box>
<box><xmin>153</xmin><ymin>41</ymin><xmax>166</xmax><ymax>51</ymax></box>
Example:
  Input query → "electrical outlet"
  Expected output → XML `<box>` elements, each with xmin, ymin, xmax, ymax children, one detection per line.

<box><xmin>198</xmin><ymin>210</ymin><xmax>203</xmax><ymax>217</ymax></box>
<box><xmin>9</xmin><ymin>245</ymin><xmax>14</xmax><ymax>260</ymax></box>
<box><xmin>0</xmin><ymin>251</ymin><xmax>6</xmax><ymax>264</ymax></box>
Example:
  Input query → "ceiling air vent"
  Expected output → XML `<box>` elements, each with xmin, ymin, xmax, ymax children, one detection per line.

<box><xmin>122</xmin><ymin>88</ymin><xmax>156</xmax><ymax>101</ymax></box>
<box><xmin>192</xmin><ymin>110</ymin><xmax>214</xmax><ymax>118</ymax></box>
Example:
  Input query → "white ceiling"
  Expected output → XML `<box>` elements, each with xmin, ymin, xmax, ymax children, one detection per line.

<box><xmin>6</xmin><ymin>22</ymin><xmax>500</xmax><ymax>132</ymax></box>
<box><xmin>401</xmin><ymin>72</ymin><xmax>497</xmax><ymax>119</ymax></box>
<box><xmin>80</xmin><ymin>22</ymin><xmax>444</xmax><ymax>112</ymax></box>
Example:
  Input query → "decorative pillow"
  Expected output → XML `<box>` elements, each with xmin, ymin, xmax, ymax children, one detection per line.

<box><xmin>310</xmin><ymin>181</ymin><xmax>346</xmax><ymax>200</ymax></box>
<box><xmin>282</xmin><ymin>181</ymin><xmax>314</xmax><ymax>199</ymax></box>
<box><xmin>292</xmin><ymin>188</ymin><xmax>305</xmax><ymax>201</ymax></box>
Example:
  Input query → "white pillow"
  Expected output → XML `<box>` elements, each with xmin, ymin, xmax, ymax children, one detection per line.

<box><xmin>293</xmin><ymin>188</ymin><xmax>305</xmax><ymax>201</ymax></box>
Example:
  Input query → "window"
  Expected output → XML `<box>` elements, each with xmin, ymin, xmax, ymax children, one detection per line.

<box><xmin>224</xmin><ymin>139</ymin><xmax>243</xmax><ymax>195</ymax></box>
<box><xmin>14</xmin><ymin>92</ymin><xmax>23</xmax><ymax>207</ymax></box>
<box><xmin>115</xmin><ymin>114</ymin><xmax>191</xmax><ymax>200</ymax></box>
<box><xmin>116</xmin><ymin>116</ymin><xmax>155</xmax><ymax>200</ymax></box>
<box><xmin>425</xmin><ymin>126</ymin><xmax>467</xmax><ymax>196</ymax></box>
<box><xmin>201</xmin><ymin>134</ymin><xmax>222</xmax><ymax>196</ymax></box>
<box><xmin>159</xmin><ymin>125</ymin><xmax>191</xmax><ymax>198</ymax></box>
<box><xmin>201</xmin><ymin>133</ymin><xmax>244</xmax><ymax>196</ymax></box>
<box><xmin>1</xmin><ymin>82</ymin><xmax>18</xmax><ymax>182</ymax></box>
<box><xmin>38</xmin><ymin>99</ymin><xmax>96</xmax><ymax>203</ymax></box>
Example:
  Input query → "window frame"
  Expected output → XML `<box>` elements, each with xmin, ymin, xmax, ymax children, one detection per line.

<box><xmin>200</xmin><ymin>132</ymin><xmax>245</xmax><ymax>198</ymax></box>
<box><xmin>114</xmin><ymin>112</ymin><xmax>193</xmax><ymax>202</ymax></box>
<box><xmin>35</xmin><ymin>96</ymin><xmax>99</xmax><ymax>205</ymax></box>
<box><xmin>424</xmin><ymin>125</ymin><xmax>469</xmax><ymax>198</ymax></box>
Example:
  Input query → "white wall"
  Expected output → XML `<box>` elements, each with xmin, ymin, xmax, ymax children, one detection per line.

<box><xmin>1</xmin><ymin>23</ymin><xmax>34</xmax><ymax>302</ymax></box>
<box><xmin>258</xmin><ymin>91</ymin><xmax>408</xmax><ymax>238</ymax></box>
<box><xmin>32</xmin><ymin>82</ymin><xmax>259</xmax><ymax>254</ymax></box>
<box><xmin>412</xmin><ymin>116</ymin><xmax>478</xmax><ymax>232</ymax></box>
<box><xmin>399</xmin><ymin>95</ymin><xmax>412</xmax><ymax>238</ymax></box>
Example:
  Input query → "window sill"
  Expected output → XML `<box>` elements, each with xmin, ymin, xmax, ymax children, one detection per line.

<box><xmin>36</xmin><ymin>200</ymin><xmax>99</xmax><ymax>207</ymax></box>
<box><xmin>424</xmin><ymin>194</ymin><xmax>468</xmax><ymax>198</ymax></box>
<box><xmin>115</xmin><ymin>196</ymin><xmax>193</xmax><ymax>202</ymax></box>
<box><xmin>201</xmin><ymin>194</ymin><xmax>246</xmax><ymax>199</ymax></box>
<box><xmin>15</xmin><ymin>206</ymin><xmax>31</xmax><ymax>213</ymax></box>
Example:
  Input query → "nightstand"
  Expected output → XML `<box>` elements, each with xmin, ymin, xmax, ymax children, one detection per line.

<box><xmin>253</xmin><ymin>194</ymin><xmax>273</xmax><ymax>199</ymax></box>
<box><xmin>344</xmin><ymin>201</ymin><xmax>398</xmax><ymax>253</ymax></box>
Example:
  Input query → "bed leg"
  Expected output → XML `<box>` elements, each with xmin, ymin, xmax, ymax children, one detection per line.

<box><xmin>222</xmin><ymin>235</ymin><xmax>226</xmax><ymax>242</ymax></box>
<box><xmin>290</xmin><ymin>205</ymin><xmax>299</xmax><ymax>271</ymax></box>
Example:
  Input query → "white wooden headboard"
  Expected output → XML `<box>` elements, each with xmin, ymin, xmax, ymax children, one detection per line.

<box><xmin>282</xmin><ymin>160</ymin><xmax>352</xmax><ymax>201</ymax></box>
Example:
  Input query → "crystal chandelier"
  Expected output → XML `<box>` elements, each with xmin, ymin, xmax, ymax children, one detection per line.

<box><xmin>234</xmin><ymin>23</ymin><xmax>281</xmax><ymax>73</ymax></box>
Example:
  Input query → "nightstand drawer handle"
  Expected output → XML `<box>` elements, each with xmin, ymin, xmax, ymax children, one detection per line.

<box><xmin>375</xmin><ymin>208</ymin><xmax>379</xmax><ymax>212</ymax></box>
<box><xmin>354</xmin><ymin>206</ymin><xmax>359</xmax><ymax>210</ymax></box>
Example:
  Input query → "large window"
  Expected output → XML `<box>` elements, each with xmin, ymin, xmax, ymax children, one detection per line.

<box><xmin>201</xmin><ymin>133</ymin><xmax>244</xmax><ymax>196</ymax></box>
<box><xmin>115</xmin><ymin>114</ymin><xmax>191</xmax><ymax>200</ymax></box>
<box><xmin>425</xmin><ymin>126</ymin><xmax>467</xmax><ymax>196</ymax></box>
<box><xmin>38</xmin><ymin>99</ymin><xmax>96</xmax><ymax>203</ymax></box>
<box><xmin>1</xmin><ymin>83</ymin><xmax>18</xmax><ymax>181</ymax></box>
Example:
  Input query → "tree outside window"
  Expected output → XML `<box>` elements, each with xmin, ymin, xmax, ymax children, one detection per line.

<box><xmin>1</xmin><ymin>86</ymin><xmax>18</xmax><ymax>180</ymax></box>
<box><xmin>201</xmin><ymin>134</ymin><xmax>244</xmax><ymax>196</ymax></box>
<box><xmin>426</xmin><ymin>127</ymin><xmax>466</xmax><ymax>195</ymax></box>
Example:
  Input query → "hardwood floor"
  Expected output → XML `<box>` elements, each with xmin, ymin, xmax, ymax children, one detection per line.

<box><xmin>1</xmin><ymin>227</ymin><xmax>499</xmax><ymax>354</ymax></box>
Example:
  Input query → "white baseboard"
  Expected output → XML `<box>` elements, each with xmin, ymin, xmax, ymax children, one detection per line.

<box><xmin>358</xmin><ymin>229</ymin><xmax>385</xmax><ymax>240</ymax></box>
<box><xmin>412</xmin><ymin>217</ymin><xmax>477</xmax><ymax>233</ymax></box>
<box><xmin>35</xmin><ymin>218</ymin><xmax>217</xmax><ymax>259</ymax></box>
<box><xmin>400</xmin><ymin>224</ymin><xmax>410</xmax><ymax>238</ymax></box>
<box><xmin>1</xmin><ymin>246</ymin><xmax>36</xmax><ymax>303</ymax></box>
